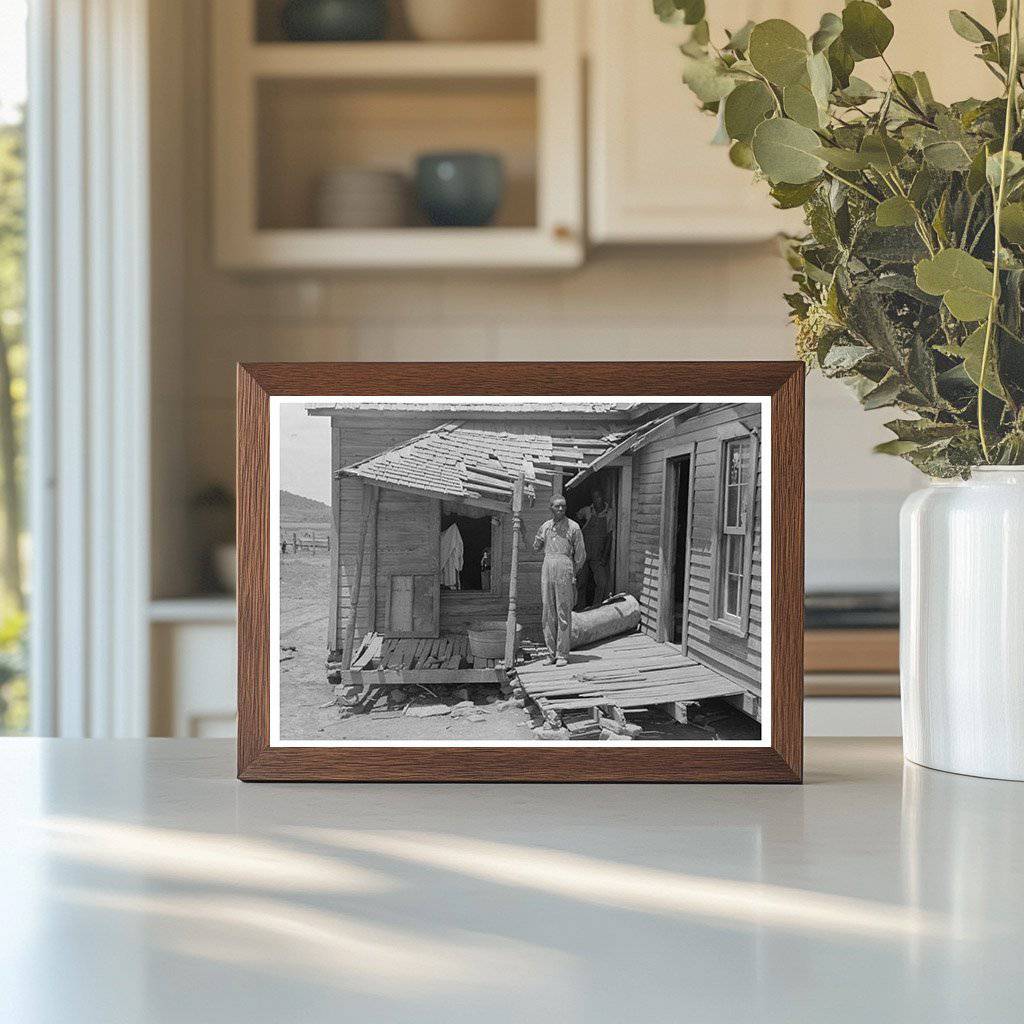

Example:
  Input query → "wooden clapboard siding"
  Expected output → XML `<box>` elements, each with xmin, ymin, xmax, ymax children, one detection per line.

<box><xmin>628</xmin><ymin>403</ymin><xmax>763</xmax><ymax>696</ymax></box>
<box><xmin>329</xmin><ymin>412</ymin><xmax>627</xmax><ymax>651</ymax></box>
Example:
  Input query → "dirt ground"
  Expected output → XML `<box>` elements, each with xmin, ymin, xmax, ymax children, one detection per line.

<box><xmin>277</xmin><ymin>550</ymin><xmax>536</xmax><ymax>741</ymax></box>
<box><xmin>277</xmin><ymin>550</ymin><xmax>760</xmax><ymax>743</ymax></box>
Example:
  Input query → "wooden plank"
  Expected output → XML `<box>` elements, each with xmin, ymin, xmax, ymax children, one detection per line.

<box><xmin>335</xmin><ymin>668</ymin><xmax>506</xmax><ymax>686</ymax></box>
<box><xmin>341</xmin><ymin>484</ymin><xmax>378</xmax><ymax>669</ymax></box>
<box><xmin>522</xmin><ymin>672</ymin><xmax>726</xmax><ymax>698</ymax></box>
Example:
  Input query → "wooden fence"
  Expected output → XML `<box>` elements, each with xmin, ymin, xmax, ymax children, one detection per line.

<box><xmin>280</xmin><ymin>521</ymin><xmax>331</xmax><ymax>554</ymax></box>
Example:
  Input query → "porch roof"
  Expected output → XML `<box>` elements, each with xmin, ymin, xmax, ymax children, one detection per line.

<box><xmin>337</xmin><ymin>422</ymin><xmax>617</xmax><ymax>509</ymax></box>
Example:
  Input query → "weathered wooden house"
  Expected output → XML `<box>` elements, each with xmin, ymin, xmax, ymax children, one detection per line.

<box><xmin>307</xmin><ymin>400</ymin><xmax>763</xmax><ymax>724</ymax></box>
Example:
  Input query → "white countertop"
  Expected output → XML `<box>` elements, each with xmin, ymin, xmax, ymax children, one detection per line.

<box><xmin>1</xmin><ymin>738</ymin><xmax>1021</xmax><ymax>1023</ymax></box>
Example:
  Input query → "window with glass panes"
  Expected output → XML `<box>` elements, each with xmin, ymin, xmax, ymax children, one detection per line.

<box><xmin>717</xmin><ymin>437</ymin><xmax>751</xmax><ymax>625</ymax></box>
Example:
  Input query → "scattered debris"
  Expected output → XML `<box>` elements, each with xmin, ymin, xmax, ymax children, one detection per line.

<box><xmin>405</xmin><ymin>703</ymin><xmax>452</xmax><ymax>718</ymax></box>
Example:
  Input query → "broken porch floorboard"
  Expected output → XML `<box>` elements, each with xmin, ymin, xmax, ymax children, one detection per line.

<box><xmin>514</xmin><ymin>631</ymin><xmax>746</xmax><ymax>711</ymax></box>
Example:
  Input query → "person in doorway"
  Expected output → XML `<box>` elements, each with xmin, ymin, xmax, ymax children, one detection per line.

<box><xmin>533</xmin><ymin>495</ymin><xmax>586</xmax><ymax>667</ymax></box>
<box><xmin>576</xmin><ymin>487</ymin><xmax>615</xmax><ymax>609</ymax></box>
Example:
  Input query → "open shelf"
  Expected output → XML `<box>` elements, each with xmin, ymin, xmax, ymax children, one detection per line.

<box><xmin>257</xmin><ymin>76</ymin><xmax>538</xmax><ymax>232</ymax></box>
<box><xmin>212</xmin><ymin>0</ymin><xmax>582</xmax><ymax>268</ymax></box>
<box><xmin>254</xmin><ymin>0</ymin><xmax>538</xmax><ymax>45</ymax></box>
<box><xmin>249</xmin><ymin>42</ymin><xmax>544</xmax><ymax>78</ymax></box>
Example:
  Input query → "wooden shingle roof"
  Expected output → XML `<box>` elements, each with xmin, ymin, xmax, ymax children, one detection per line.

<box><xmin>337</xmin><ymin>423</ymin><xmax>616</xmax><ymax>509</ymax></box>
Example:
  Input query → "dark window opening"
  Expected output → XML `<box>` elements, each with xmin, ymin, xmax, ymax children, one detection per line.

<box><xmin>441</xmin><ymin>509</ymin><xmax>494</xmax><ymax>592</ymax></box>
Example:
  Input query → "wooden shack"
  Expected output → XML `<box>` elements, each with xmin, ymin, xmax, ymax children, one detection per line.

<box><xmin>308</xmin><ymin>400</ymin><xmax>763</xmax><ymax>722</ymax></box>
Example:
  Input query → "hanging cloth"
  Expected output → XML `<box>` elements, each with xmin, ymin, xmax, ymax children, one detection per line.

<box><xmin>440</xmin><ymin>523</ymin><xmax>464</xmax><ymax>589</ymax></box>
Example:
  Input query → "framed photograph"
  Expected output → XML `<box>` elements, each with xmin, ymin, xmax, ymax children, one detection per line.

<box><xmin>237</xmin><ymin>362</ymin><xmax>803</xmax><ymax>782</ymax></box>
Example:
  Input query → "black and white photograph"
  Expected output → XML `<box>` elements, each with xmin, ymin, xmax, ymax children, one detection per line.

<box><xmin>270</xmin><ymin>396</ymin><xmax>770</xmax><ymax>745</ymax></box>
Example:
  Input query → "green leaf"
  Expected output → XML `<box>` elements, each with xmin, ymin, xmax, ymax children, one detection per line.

<box><xmin>967</xmin><ymin>143</ymin><xmax>993</xmax><ymax>193</ymax></box>
<box><xmin>875</xmin><ymin>196</ymin><xmax>918</xmax><ymax>228</ymax></box>
<box><xmin>827</xmin><ymin>35</ymin><xmax>855</xmax><ymax>89</ymax></box>
<box><xmin>728</xmin><ymin>140</ymin><xmax>758</xmax><ymax>169</ymax></box>
<box><xmin>986</xmin><ymin>150</ymin><xmax>1024</xmax><ymax>190</ymax></box>
<box><xmin>842</xmin><ymin>1</ymin><xmax>895</xmax><ymax>60</ymax></box>
<box><xmin>958</xmin><ymin>324</ymin><xmax>1007</xmax><ymax>398</ymax></box>
<box><xmin>815</xmin><ymin>146</ymin><xmax>872</xmax><ymax>170</ymax></box>
<box><xmin>885</xmin><ymin>418</ymin><xmax>963</xmax><ymax>443</ymax></box>
<box><xmin>948</xmin><ymin>10</ymin><xmax>993</xmax><ymax>44</ymax></box>
<box><xmin>748</xmin><ymin>19</ymin><xmax>810</xmax><ymax>87</ymax></box>
<box><xmin>770</xmin><ymin>179</ymin><xmax>820</xmax><ymax>209</ymax></box>
<box><xmin>654</xmin><ymin>0</ymin><xmax>705</xmax><ymax>25</ymax></box>
<box><xmin>807</xmin><ymin>51</ymin><xmax>833</xmax><ymax>110</ymax></box>
<box><xmin>993</xmin><ymin>0</ymin><xmax>1008</xmax><ymax>24</ymax></box>
<box><xmin>932</xmin><ymin>190</ymin><xmax>950</xmax><ymax>246</ymax></box>
<box><xmin>923</xmin><ymin>140</ymin><xmax>973</xmax><ymax>171</ymax></box>
<box><xmin>909</xmin><ymin>165</ymin><xmax>936</xmax><ymax>205</ymax></box>
<box><xmin>689</xmin><ymin>20</ymin><xmax>710</xmax><ymax>46</ymax></box>
<box><xmin>836</xmin><ymin>75</ymin><xmax>877</xmax><ymax>104</ymax></box>
<box><xmin>653</xmin><ymin>0</ymin><xmax>677</xmax><ymax>23</ymax></box>
<box><xmin>874</xmin><ymin>439</ymin><xmax>922</xmax><ymax>456</ymax></box>
<box><xmin>752</xmin><ymin>117</ymin><xmax>827</xmax><ymax>184</ymax></box>
<box><xmin>724</xmin><ymin>20</ymin><xmax>755</xmax><ymax>53</ymax></box>
<box><xmin>1000</xmin><ymin>202</ymin><xmax>1024</xmax><ymax>242</ymax></box>
<box><xmin>915</xmin><ymin>249</ymin><xmax>994</xmax><ymax>321</ymax></box>
<box><xmin>860</xmin><ymin>133</ymin><xmax>905</xmax><ymax>173</ymax></box>
<box><xmin>862</xmin><ymin>374</ymin><xmax>902</xmax><ymax>410</ymax></box>
<box><xmin>810</xmin><ymin>12</ymin><xmax>843</xmax><ymax>54</ymax></box>
<box><xmin>681</xmin><ymin>55</ymin><xmax>736</xmax><ymax>103</ymax></box>
<box><xmin>912</xmin><ymin>71</ymin><xmax>935</xmax><ymax>105</ymax></box>
<box><xmin>723</xmin><ymin>81</ymin><xmax>775</xmax><ymax>143</ymax></box>
<box><xmin>783</xmin><ymin>83</ymin><xmax>822</xmax><ymax>129</ymax></box>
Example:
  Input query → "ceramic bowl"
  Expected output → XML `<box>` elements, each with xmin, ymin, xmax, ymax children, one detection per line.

<box><xmin>414</xmin><ymin>152</ymin><xmax>505</xmax><ymax>228</ymax></box>
<box><xmin>403</xmin><ymin>0</ymin><xmax>534</xmax><ymax>42</ymax></box>
<box><xmin>315</xmin><ymin>168</ymin><xmax>409</xmax><ymax>228</ymax></box>
<box><xmin>280</xmin><ymin>0</ymin><xmax>388</xmax><ymax>42</ymax></box>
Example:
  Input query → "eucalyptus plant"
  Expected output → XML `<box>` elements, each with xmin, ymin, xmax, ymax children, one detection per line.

<box><xmin>659</xmin><ymin>0</ymin><xmax>1024</xmax><ymax>475</ymax></box>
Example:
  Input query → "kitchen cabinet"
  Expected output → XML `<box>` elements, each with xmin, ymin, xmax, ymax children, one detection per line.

<box><xmin>587</xmin><ymin>0</ymin><xmax>998</xmax><ymax>244</ymax></box>
<box><xmin>587</xmin><ymin>1</ymin><xmax>812</xmax><ymax>243</ymax></box>
<box><xmin>212</xmin><ymin>0</ymin><xmax>583</xmax><ymax>269</ymax></box>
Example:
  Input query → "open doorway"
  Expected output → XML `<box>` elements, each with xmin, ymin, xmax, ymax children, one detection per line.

<box><xmin>565</xmin><ymin>466</ymin><xmax>619</xmax><ymax>608</ymax></box>
<box><xmin>661</xmin><ymin>453</ymin><xmax>692</xmax><ymax>645</ymax></box>
<box><xmin>440</xmin><ymin>505</ymin><xmax>495</xmax><ymax>591</ymax></box>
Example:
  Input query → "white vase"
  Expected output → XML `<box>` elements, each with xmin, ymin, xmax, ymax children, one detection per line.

<box><xmin>900</xmin><ymin>467</ymin><xmax>1024</xmax><ymax>780</ymax></box>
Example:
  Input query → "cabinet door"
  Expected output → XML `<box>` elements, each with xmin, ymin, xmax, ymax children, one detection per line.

<box><xmin>588</xmin><ymin>1</ymin><xmax>813</xmax><ymax>243</ymax></box>
<box><xmin>588</xmin><ymin>1</ymin><xmax>1001</xmax><ymax>245</ymax></box>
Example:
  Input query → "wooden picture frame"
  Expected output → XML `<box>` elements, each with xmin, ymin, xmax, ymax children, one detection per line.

<box><xmin>238</xmin><ymin>362</ymin><xmax>804</xmax><ymax>782</ymax></box>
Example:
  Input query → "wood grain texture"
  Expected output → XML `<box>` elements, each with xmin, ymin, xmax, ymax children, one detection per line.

<box><xmin>236</xmin><ymin>361</ymin><xmax>804</xmax><ymax>783</ymax></box>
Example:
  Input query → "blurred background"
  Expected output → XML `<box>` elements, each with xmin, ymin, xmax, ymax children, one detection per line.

<box><xmin>1</xmin><ymin>0</ymin><xmax>998</xmax><ymax>740</ymax></box>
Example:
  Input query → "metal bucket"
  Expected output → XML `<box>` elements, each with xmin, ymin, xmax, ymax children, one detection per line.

<box><xmin>468</xmin><ymin>620</ymin><xmax>521</xmax><ymax>660</ymax></box>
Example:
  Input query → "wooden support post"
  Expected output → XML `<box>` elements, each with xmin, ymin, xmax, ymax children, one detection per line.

<box><xmin>505</xmin><ymin>471</ymin><xmax>525</xmax><ymax>668</ymax></box>
<box><xmin>342</xmin><ymin>484</ymin><xmax>378</xmax><ymax>670</ymax></box>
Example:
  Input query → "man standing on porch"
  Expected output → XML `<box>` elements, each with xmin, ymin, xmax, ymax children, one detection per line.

<box><xmin>533</xmin><ymin>495</ymin><xmax>586</xmax><ymax>667</ymax></box>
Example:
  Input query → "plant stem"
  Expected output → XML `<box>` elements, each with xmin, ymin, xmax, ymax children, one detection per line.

<box><xmin>821</xmin><ymin>167</ymin><xmax>879</xmax><ymax>203</ymax></box>
<box><xmin>979</xmin><ymin>0</ymin><xmax>1021</xmax><ymax>462</ymax></box>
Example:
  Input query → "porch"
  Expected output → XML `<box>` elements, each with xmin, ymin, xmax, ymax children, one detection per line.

<box><xmin>514</xmin><ymin>631</ymin><xmax>748</xmax><ymax>737</ymax></box>
<box><xmin>328</xmin><ymin>631</ymin><xmax>511</xmax><ymax>688</ymax></box>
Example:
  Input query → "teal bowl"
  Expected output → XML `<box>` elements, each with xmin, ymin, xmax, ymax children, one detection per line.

<box><xmin>415</xmin><ymin>152</ymin><xmax>505</xmax><ymax>228</ymax></box>
<box><xmin>280</xmin><ymin>0</ymin><xmax>388</xmax><ymax>42</ymax></box>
